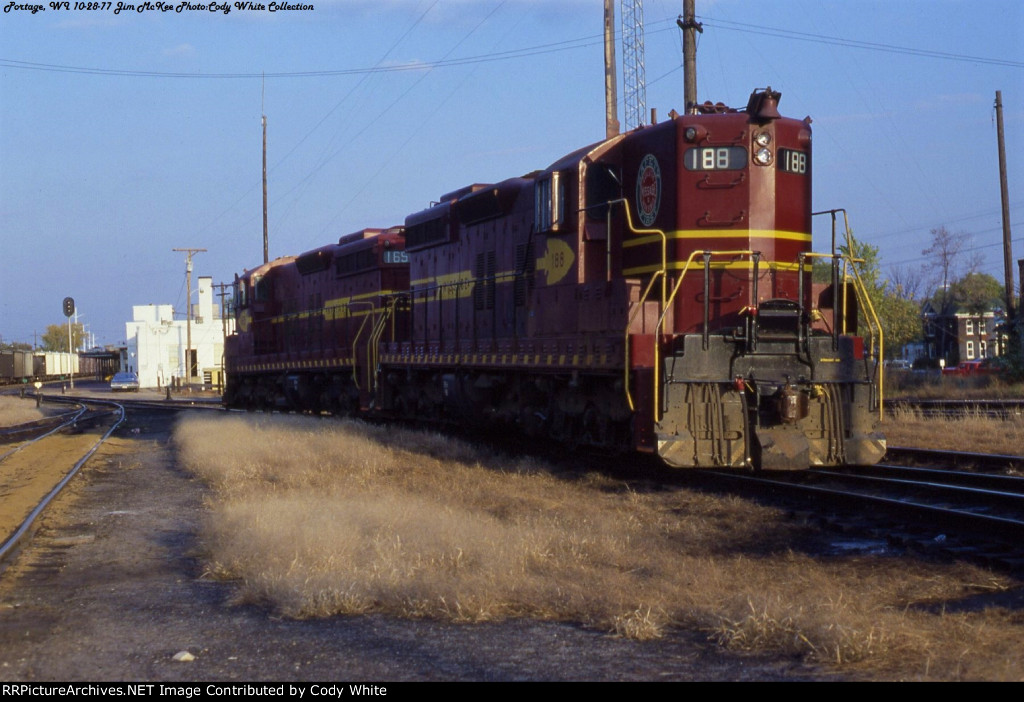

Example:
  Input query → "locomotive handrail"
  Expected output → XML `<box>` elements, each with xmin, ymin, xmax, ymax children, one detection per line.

<box><xmin>799</xmin><ymin>251</ymin><xmax>843</xmax><ymax>353</ymax></box>
<box><xmin>658</xmin><ymin>249</ymin><xmax>759</xmax><ymax>330</ymax></box>
<box><xmin>607</xmin><ymin>198</ymin><xmax>669</xmax><ymax>309</ymax></box>
<box><xmin>610</xmin><ymin>197</ymin><xmax>668</xmax><ymax>413</ymax></box>
<box><xmin>840</xmin><ymin>256</ymin><xmax>884</xmax><ymax>420</ymax></box>
<box><xmin>348</xmin><ymin>301</ymin><xmax>376</xmax><ymax>390</ymax></box>
<box><xmin>655</xmin><ymin>249</ymin><xmax>757</xmax><ymax>421</ymax></box>
<box><xmin>697</xmin><ymin>173</ymin><xmax>746</xmax><ymax>189</ymax></box>
<box><xmin>367</xmin><ymin>297</ymin><xmax>400</xmax><ymax>395</ymax></box>
<box><xmin>811</xmin><ymin>209</ymin><xmax>884</xmax><ymax>418</ymax></box>
<box><xmin>623</xmin><ymin>270</ymin><xmax>667</xmax><ymax>412</ymax></box>
<box><xmin>698</xmin><ymin>210</ymin><xmax>747</xmax><ymax>227</ymax></box>
<box><xmin>623</xmin><ymin>248</ymin><xmax>757</xmax><ymax>418</ymax></box>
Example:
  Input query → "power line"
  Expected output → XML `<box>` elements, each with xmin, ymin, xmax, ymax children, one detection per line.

<box><xmin>0</xmin><ymin>32</ymin><xmax>606</xmax><ymax>79</ymax></box>
<box><xmin>697</xmin><ymin>16</ymin><xmax>1024</xmax><ymax>69</ymax></box>
<box><xmin>878</xmin><ymin>223</ymin><xmax>1023</xmax><ymax>269</ymax></box>
<box><xmin>3</xmin><ymin>13</ymin><xmax>1017</xmax><ymax>81</ymax></box>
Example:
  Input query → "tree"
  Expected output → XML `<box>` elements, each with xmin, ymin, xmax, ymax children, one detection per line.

<box><xmin>921</xmin><ymin>226</ymin><xmax>977</xmax><ymax>314</ymax></box>
<box><xmin>875</xmin><ymin>294</ymin><xmax>923</xmax><ymax>357</ymax></box>
<box><xmin>41</xmin><ymin>322</ymin><xmax>85</xmax><ymax>352</ymax></box>
<box><xmin>887</xmin><ymin>263</ymin><xmax>926</xmax><ymax>302</ymax></box>
<box><xmin>839</xmin><ymin>233</ymin><xmax>923</xmax><ymax>358</ymax></box>
<box><xmin>950</xmin><ymin>271</ymin><xmax>1004</xmax><ymax>314</ymax></box>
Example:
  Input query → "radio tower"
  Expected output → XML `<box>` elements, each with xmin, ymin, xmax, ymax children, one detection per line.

<box><xmin>621</xmin><ymin>0</ymin><xmax>646</xmax><ymax>130</ymax></box>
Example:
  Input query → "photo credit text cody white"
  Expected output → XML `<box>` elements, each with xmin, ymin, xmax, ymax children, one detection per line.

<box><xmin>1</xmin><ymin>685</ymin><xmax>388</xmax><ymax>698</ymax></box>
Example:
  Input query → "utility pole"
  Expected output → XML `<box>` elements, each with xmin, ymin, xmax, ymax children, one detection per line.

<box><xmin>173</xmin><ymin>248</ymin><xmax>206</xmax><ymax>391</ymax></box>
<box><xmin>678</xmin><ymin>0</ymin><xmax>702</xmax><ymax>114</ymax></box>
<box><xmin>212</xmin><ymin>281</ymin><xmax>232</xmax><ymax>393</ymax></box>
<box><xmin>995</xmin><ymin>91</ymin><xmax>1015</xmax><ymax>322</ymax></box>
<box><xmin>263</xmin><ymin>75</ymin><xmax>269</xmax><ymax>265</ymax></box>
<box><xmin>603</xmin><ymin>0</ymin><xmax>620</xmax><ymax>140</ymax></box>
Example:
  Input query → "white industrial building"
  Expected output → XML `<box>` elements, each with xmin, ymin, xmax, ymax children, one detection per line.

<box><xmin>123</xmin><ymin>276</ymin><xmax>234</xmax><ymax>389</ymax></box>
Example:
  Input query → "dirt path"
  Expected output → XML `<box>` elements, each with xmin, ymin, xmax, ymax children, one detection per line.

<box><xmin>0</xmin><ymin>408</ymin><xmax>843</xmax><ymax>682</ymax></box>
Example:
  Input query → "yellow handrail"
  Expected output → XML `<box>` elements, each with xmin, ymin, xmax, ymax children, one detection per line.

<box><xmin>623</xmin><ymin>270</ymin><xmax>665</xmax><ymax>411</ymax></box>
<box><xmin>650</xmin><ymin>249</ymin><xmax>757</xmax><ymax>421</ymax></box>
<box><xmin>841</xmin><ymin>258</ymin><xmax>884</xmax><ymax>420</ymax></box>
<box><xmin>367</xmin><ymin>297</ymin><xmax>399</xmax><ymax>392</ymax></box>
<box><xmin>616</xmin><ymin>198</ymin><xmax>668</xmax><ymax>412</ymax></box>
<box><xmin>347</xmin><ymin>301</ymin><xmax>376</xmax><ymax>390</ymax></box>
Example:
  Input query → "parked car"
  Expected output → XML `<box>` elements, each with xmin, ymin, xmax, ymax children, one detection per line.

<box><xmin>942</xmin><ymin>359</ymin><xmax>1005</xmax><ymax>376</ymax></box>
<box><xmin>110</xmin><ymin>371</ymin><xmax>140</xmax><ymax>392</ymax></box>
<box><xmin>978</xmin><ymin>357</ymin><xmax>1010</xmax><ymax>376</ymax></box>
<box><xmin>942</xmin><ymin>360</ymin><xmax>981</xmax><ymax>376</ymax></box>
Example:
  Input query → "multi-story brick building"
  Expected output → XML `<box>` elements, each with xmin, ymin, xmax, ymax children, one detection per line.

<box><xmin>921</xmin><ymin>303</ymin><xmax>1004</xmax><ymax>366</ymax></box>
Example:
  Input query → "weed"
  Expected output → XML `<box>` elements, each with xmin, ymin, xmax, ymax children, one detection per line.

<box><xmin>175</xmin><ymin>414</ymin><xmax>1024</xmax><ymax>678</ymax></box>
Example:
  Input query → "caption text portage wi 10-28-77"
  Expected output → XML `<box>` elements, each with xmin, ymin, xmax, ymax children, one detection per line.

<box><xmin>4</xmin><ymin>1</ymin><xmax>313</xmax><ymax>14</ymax></box>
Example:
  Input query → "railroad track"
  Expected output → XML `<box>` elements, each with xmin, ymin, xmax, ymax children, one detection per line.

<box><xmin>0</xmin><ymin>398</ymin><xmax>126</xmax><ymax>565</ymax></box>
<box><xmin>885</xmin><ymin>397</ymin><xmax>1024</xmax><ymax>419</ymax></box>
<box><xmin>884</xmin><ymin>445</ymin><xmax>1024</xmax><ymax>472</ymax></box>
<box><xmin>696</xmin><ymin>448</ymin><xmax>1024</xmax><ymax>571</ymax></box>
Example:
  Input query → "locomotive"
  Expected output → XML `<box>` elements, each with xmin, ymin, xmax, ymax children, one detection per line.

<box><xmin>225</xmin><ymin>87</ymin><xmax>885</xmax><ymax>469</ymax></box>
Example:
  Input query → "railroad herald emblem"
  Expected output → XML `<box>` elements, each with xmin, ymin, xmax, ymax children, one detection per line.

<box><xmin>536</xmin><ymin>238</ymin><xmax>574</xmax><ymax>285</ymax></box>
<box><xmin>636</xmin><ymin>153</ymin><xmax>661</xmax><ymax>227</ymax></box>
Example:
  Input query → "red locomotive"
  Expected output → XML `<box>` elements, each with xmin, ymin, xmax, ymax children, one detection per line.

<box><xmin>225</xmin><ymin>87</ymin><xmax>885</xmax><ymax>469</ymax></box>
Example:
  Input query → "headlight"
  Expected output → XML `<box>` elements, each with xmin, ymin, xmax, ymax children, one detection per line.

<box><xmin>684</xmin><ymin>125</ymin><xmax>707</xmax><ymax>142</ymax></box>
<box><xmin>754</xmin><ymin>132</ymin><xmax>771</xmax><ymax>147</ymax></box>
<box><xmin>754</xmin><ymin>147</ymin><xmax>773</xmax><ymax>165</ymax></box>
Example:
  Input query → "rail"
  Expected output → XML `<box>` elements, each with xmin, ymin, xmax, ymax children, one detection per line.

<box><xmin>0</xmin><ymin>399</ymin><xmax>126</xmax><ymax>564</ymax></box>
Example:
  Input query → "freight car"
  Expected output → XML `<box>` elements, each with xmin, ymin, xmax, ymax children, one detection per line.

<box><xmin>0</xmin><ymin>350</ymin><xmax>79</xmax><ymax>385</ymax></box>
<box><xmin>225</xmin><ymin>87</ymin><xmax>885</xmax><ymax>469</ymax></box>
<box><xmin>0</xmin><ymin>350</ymin><xmax>35</xmax><ymax>384</ymax></box>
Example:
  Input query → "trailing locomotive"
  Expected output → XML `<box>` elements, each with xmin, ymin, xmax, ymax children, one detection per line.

<box><xmin>225</xmin><ymin>87</ymin><xmax>885</xmax><ymax>469</ymax></box>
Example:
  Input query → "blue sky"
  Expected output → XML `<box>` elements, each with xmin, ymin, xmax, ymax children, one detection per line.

<box><xmin>1</xmin><ymin>0</ymin><xmax>1022</xmax><ymax>347</ymax></box>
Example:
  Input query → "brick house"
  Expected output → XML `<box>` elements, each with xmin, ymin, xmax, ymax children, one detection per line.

<box><xmin>920</xmin><ymin>301</ymin><xmax>1004</xmax><ymax>366</ymax></box>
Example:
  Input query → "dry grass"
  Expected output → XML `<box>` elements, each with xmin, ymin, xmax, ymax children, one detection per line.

<box><xmin>0</xmin><ymin>395</ymin><xmax>50</xmax><ymax>426</ymax></box>
<box><xmin>882</xmin><ymin>407</ymin><xmax>1024</xmax><ymax>457</ymax></box>
<box><xmin>175</xmin><ymin>414</ymin><xmax>1024</xmax><ymax>680</ymax></box>
<box><xmin>886</xmin><ymin>372</ymin><xmax>1024</xmax><ymax>399</ymax></box>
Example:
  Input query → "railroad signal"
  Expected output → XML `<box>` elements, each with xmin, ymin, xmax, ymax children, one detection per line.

<box><xmin>63</xmin><ymin>296</ymin><xmax>75</xmax><ymax>318</ymax></box>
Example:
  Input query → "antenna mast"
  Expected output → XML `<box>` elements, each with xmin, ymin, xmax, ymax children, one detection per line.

<box><xmin>621</xmin><ymin>0</ymin><xmax>646</xmax><ymax>130</ymax></box>
<box><xmin>262</xmin><ymin>75</ymin><xmax>269</xmax><ymax>264</ymax></box>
